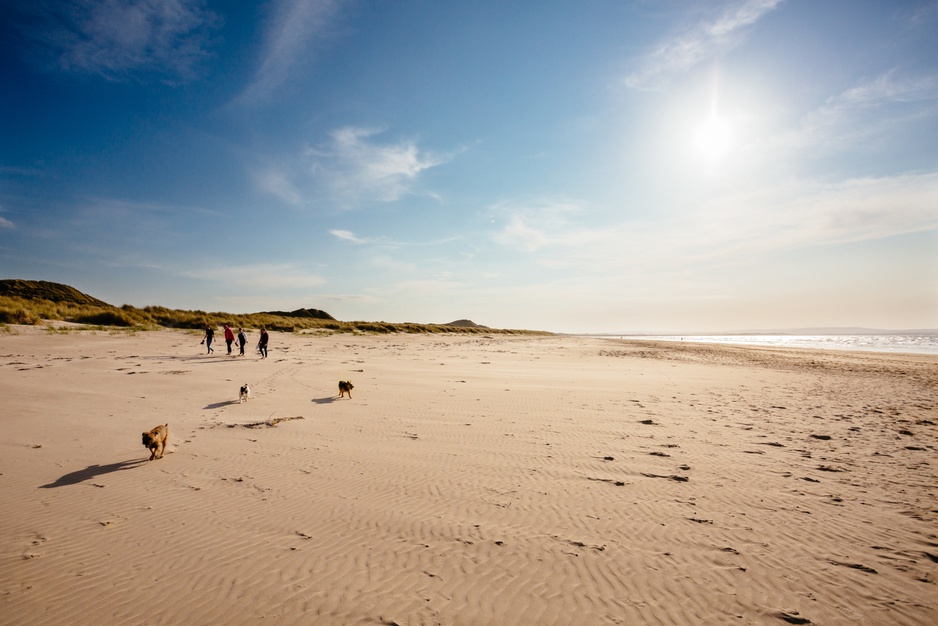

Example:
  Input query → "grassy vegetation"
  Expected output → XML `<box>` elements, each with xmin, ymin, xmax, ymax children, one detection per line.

<box><xmin>0</xmin><ymin>294</ymin><xmax>547</xmax><ymax>336</ymax></box>
<box><xmin>0</xmin><ymin>279</ymin><xmax>110</xmax><ymax>307</ymax></box>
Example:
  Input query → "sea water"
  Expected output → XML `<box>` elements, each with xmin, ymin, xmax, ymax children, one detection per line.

<box><xmin>605</xmin><ymin>334</ymin><xmax>938</xmax><ymax>355</ymax></box>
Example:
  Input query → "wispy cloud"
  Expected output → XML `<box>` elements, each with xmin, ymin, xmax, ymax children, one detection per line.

<box><xmin>19</xmin><ymin>0</ymin><xmax>220</xmax><ymax>82</ymax></box>
<box><xmin>747</xmin><ymin>172</ymin><xmax>938</xmax><ymax>249</ymax></box>
<box><xmin>317</xmin><ymin>292</ymin><xmax>379</xmax><ymax>304</ymax></box>
<box><xmin>236</xmin><ymin>0</ymin><xmax>346</xmax><ymax>104</ymax></box>
<box><xmin>306</xmin><ymin>126</ymin><xmax>452</xmax><ymax>205</ymax></box>
<box><xmin>253</xmin><ymin>169</ymin><xmax>304</xmax><ymax>206</ymax></box>
<box><xmin>491</xmin><ymin>171</ymin><xmax>938</xmax><ymax>276</ymax></box>
<box><xmin>837</xmin><ymin>71</ymin><xmax>938</xmax><ymax>107</ymax></box>
<box><xmin>252</xmin><ymin>127</ymin><xmax>450</xmax><ymax>207</ymax></box>
<box><xmin>493</xmin><ymin>215</ymin><xmax>550</xmax><ymax>252</ymax></box>
<box><xmin>626</xmin><ymin>0</ymin><xmax>784</xmax><ymax>89</ymax></box>
<box><xmin>790</xmin><ymin>71</ymin><xmax>938</xmax><ymax>151</ymax></box>
<box><xmin>490</xmin><ymin>198</ymin><xmax>588</xmax><ymax>252</ymax></box>
<box><xmin>181</xmin><ymin>262</ymin><xmax>325</xmax><ymax>290</ymax></box>
<box><xmin>0</xmin><ymin>204</ymin><xmax>13</xmax><ymax>229</ymax></box>
<box><xmin>329</xmin><ymin>228</ymin><xmax>461</xmax><ymax>248</ymax></box>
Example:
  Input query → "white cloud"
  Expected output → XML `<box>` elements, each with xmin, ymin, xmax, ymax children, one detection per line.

<box><xmin>251</xmin><ymin>126</ymin><xmax>454</xmax><ymax>207</ymax></box>
<box><xmin>306</xmin><ymin>127</ymin><xmax>451</xmax><ymax>205</ymax></box>
<box><xmin>626</xmin><ymin>0</ymin><xmax>784</xmax><ymax>90</ymax></box>
<box><xmin>252</xmin><ymin>126</ymin><xmax>452</xmax><ymax>208</ymax></box>
<box><xmin>25</xmin><ymin>0</ymin><xmax>220</xmax><ymax>81</ymax></box>
<box><xmin>329</xmin><ymin>229</ymin><xmax>366</xmax><ymax>244</ymax></box>
<box><xmin>236</xmin><ymin>0</ymin><xmax>346</xmax><ymax>104</ymax></box>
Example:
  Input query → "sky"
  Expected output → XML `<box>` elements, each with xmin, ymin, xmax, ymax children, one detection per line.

<box><xmin>1</xmin><ymin>0</ymin><xmax>937</xmax><ymax>333</ymax></box>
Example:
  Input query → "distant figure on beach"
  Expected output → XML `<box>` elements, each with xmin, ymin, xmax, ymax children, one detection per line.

<box><xmin>224</xmin><ymin>324</ymin><xmax>235</xmax><ymax>355</ymax></box>
<box><xmin>237</xmin><ymin>328</ymin><xmax>247</xmax><ymax>356</ymax></box>
<box><xmin>203</xmin><ymin>326</ymin><xmax>215</xmax><ymax>354</ymax></box>
<box><xmin>258</xmin><ymin>328</ymin><xmax>269</xmax><ymax>359</ymax></box>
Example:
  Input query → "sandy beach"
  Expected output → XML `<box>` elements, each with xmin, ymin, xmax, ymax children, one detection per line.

<box><xmin>1</xmin><ymin>327</ymin><xmax>935</xmax><ymax>625</ymax></box>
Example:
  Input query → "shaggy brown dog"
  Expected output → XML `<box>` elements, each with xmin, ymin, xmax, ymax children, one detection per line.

<box><xmin>142</xmin><ymin>424</ymin><xmax>169</xmax><ymax>460</ymax></box>
<box><xmin>338</xmin><ymin>380</ymin><xmax>354</xmax><ymax>399</ymax></box>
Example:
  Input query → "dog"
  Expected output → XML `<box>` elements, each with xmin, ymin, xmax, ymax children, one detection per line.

<box><xmin>338</xmin><ymin>380</ymin><xmax>354</xmax><ymax>399</ymax></box>
<box><xmin>239</xmin><ymin>384</ymin><xmax>251</xmax><ymax>403</ymax></box>
<box><xmin>142</xmin><ymin>424</ymin><xmax>169</xmax><ymax>461</ymax></box>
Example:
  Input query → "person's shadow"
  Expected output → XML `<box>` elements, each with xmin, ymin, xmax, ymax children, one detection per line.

<box><xmin>40</xmin><ymin>458</ymin><xmax>148</xmax><ymax>488</ymax></box>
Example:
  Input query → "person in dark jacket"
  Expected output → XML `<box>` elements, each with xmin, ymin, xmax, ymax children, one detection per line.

<box><xmin>257</xmin><ymin>328</ymin><xmax>269</xmax><ymax>359</ymax></box>
<box><xmin>237</xmin><ymin>328</ymin><xmax>248</xmax><ymax>356</ymax></box>
<box><xmin>202</xmin><ymin>326</ymin><xmax>214</xmax><ymax>354</ymax></box>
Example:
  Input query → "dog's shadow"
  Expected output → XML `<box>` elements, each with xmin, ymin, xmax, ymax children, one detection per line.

<box><xmin>204</xmin><ymin>400</ymin><xmax>242</xmax><ymax>409</ymax></box>
<box><xmin>40</xmin><ymin>458</ymin><xmax>148</xmax><ymax>488</ymax></box>
<box><xmin>312</xmin><ymin>396</ymin><xmax>339</xmax><ymax>404</ymax></box>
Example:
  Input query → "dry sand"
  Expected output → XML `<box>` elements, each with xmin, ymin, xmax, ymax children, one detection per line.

<box><xmin>1</xmin><ymin>327</ymin><xmax>936</xmax><ymax>625</ymax></box>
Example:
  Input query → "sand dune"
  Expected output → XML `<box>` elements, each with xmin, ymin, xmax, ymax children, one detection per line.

<box><xmin>1</xmin><ymin>328</ymin><xmax>935</xmax><ymax>625</ymax></box>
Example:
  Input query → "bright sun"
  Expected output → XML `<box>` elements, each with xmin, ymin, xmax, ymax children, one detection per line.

<box><xmin>693</xmin><ymin>116</ymin><xmax>735</xmax><ymax>162</ymax></box>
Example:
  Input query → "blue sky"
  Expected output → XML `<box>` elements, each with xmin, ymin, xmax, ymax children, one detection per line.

<box><xmin>2</xmin><ymin>0</ymin><xmax>936</xmax><ymax>332</ymax></box>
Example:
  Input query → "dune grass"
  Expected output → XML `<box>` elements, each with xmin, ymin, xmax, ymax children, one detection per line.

<box><xmin>0</xmin><ymin>295</ymin><xmax>547</xmax><ymax>335</ymax></box>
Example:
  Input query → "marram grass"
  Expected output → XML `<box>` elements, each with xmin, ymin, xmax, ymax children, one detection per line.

<box><xmin>0</xmin><ymin>295</ymin><xmax>547</xmax><ymax>335</ymax></box>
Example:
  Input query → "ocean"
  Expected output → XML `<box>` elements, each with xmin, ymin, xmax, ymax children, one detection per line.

<box><xmin>602</xmin><ymin>334</ymin><xmax>938</xmax><ymax>355</ymax></box>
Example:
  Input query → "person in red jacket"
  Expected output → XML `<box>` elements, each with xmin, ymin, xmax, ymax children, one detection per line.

<box><xmin>223</xmin><ymin>324</ymin><xmax>235</xmax><ymax>355</ymax></box>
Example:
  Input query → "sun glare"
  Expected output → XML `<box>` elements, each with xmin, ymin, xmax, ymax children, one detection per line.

<box><xmin>693</xmin><ymin>116</ymin><xmax>735</xmax><ymax>162</ymax></box>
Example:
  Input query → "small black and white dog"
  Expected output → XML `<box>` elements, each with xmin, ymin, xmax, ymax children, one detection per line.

<box><xmin>239</xmin><ymin>384</ymin><xmax>251</xmax><ymax>403</ymax></box>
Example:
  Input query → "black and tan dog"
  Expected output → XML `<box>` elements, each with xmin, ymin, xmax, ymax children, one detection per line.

<box><xmin>142</xmin><ymin>424</ymin><xmax>169</xmax><ymax>460</ymax></box>
<box><xmin>338</xmin><ymin>380</ymin><xmax>354</xmax><ymax>399</ymax></box>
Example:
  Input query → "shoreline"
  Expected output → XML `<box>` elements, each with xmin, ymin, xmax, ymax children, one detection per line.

<box><xmin>2</xmin><ymin>329</ymin><xmax>936</xmax><ymax>624</ymax></box>
<box><xmin>585</xmin><ymin>333</ymin><xmax>938</xmax><ymax>356</ymax></box>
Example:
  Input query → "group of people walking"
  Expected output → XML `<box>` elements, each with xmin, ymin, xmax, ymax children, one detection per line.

<box><xmin>203</xmin><ymin>325</ymin><xmax>269</xmax><ymax>359</ymax></box>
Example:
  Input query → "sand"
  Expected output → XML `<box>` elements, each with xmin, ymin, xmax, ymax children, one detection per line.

<box><xmin>1</xmin><ymin>327</ymin><xmax>936</xmax><ymax>625</ymax></box>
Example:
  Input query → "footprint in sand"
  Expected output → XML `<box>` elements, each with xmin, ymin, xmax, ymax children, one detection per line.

<box><xmin>22</xmin><ymin>534</ymin><xmax>48</xmax><ymax>559</ymax></box>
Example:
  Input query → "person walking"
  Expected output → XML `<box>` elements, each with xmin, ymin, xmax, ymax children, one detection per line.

<box><xmin>257</xmin><ymin>328</ymin><xmax>269</xmax><ymax>359</ymax></box>
<box><xmin>237</xmin><ymin>328</ymin><xmax>247</xmax><ymax>356</ymax></box>
<box><xmin>224</xmin><ymin>324</ymin><xmax>235</xmax><ymax>355</ymax></box>
<box><xmin>203</xmin><ymin>326</ymin><xmax>215</xmax><ymax>354</ymax></box>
